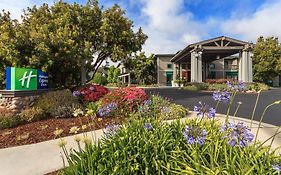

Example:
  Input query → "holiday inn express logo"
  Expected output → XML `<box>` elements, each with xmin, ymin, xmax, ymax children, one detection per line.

<box><xmin>19</xmin><ymin>70</ymin><xmax>37</xmax><ymax>89</ymax></box>
<box><xmin>6</xmin><ymin>67</ymin><xmax>48</xmax><ymax>91</ymax></box>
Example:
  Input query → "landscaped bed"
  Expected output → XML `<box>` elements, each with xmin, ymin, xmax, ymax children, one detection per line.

<box><xmin>0</xmin><ymin>116</ymin><xmax>124</xmax><ymax>149</ymax></box>
<box><xmin>0</xmin><ymin>84</ymin><xmax>187</xmax><ymax>149</ymax></box>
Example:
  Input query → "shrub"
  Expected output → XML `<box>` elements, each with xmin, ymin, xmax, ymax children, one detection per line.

<box><xmin>136</xmin><ymin>95</ymin><xmax>188</xmax><ymax>120</ymax></box>
<box><xmin>206</xmin><ymin>79</ymin><xmax>233</xmax><ymax>84</ymax></box>
<box><xmin>207</xmin><ymin>83</ymin><xmax>228</xmax><ymax>91</ymax></box>
<box><xmin>245</xmin><ymin>83</ymin><xmax>269</xmax><ymax>92</ymax></box>
<box><xmin>19</xmin><ymin>107</ymin><xmax>45</xmax><ymax>122</ymax></box>
<box><xmin>99</xmin><ymin>87</ymin><xmax>147</xmax><ymax>117</ymax></box>
<box><xmin>91</xmin><ymin>72</ymin><xmax>108</xmax><ymax>85</ymax></box>
<box><xmin>183</xmin><ymin>83</ymin><xmax>209</xmax><ymax>91</ymax></box>
<box><xmin>77</xmin><ymin>84</ymin><xmax>109</xmax><ymax>102</ymax></box>
<box><xmin>0</xmin><ymin>115</ymin><xmax>22</xmax><ymax>129</ymax></box>
<box><xmin>34</xmin><ymin>89</ymin><xmax>80</xmax><ymax>117</ymax></box>
<box><xmin>63</xmin><ymin>118</ymin><xmax>281</xmax><ymax>174</ymax></box>
<box><xmin>50</xmin><ymin>104</ymin><xmax>82</xmax><ymax>118</ymax></box>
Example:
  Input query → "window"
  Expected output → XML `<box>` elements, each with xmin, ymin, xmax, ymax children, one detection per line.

<box><xmin>167</xmin><ymin>64</ymin><xmax>172</xmax><ymax>69</ymax></box>
<box><xmin>209</xmin><ymin>63</ymin><xmax>215</xmax><ymax>69</ymax></box>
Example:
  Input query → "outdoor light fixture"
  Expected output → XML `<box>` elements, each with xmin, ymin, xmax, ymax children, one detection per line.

<box><xmin>198</xmin><ymin>51</ymin><xmax>203</xmax><ymax>55</ymax></box>
<box><xmin>216</xmin><ymin>55</ymin><xmax>220</xmax><ymax>60</ymax></box>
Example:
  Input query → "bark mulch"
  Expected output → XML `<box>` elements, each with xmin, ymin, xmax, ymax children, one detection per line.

<box><xmin>0</xmin><ymin>116</ymin><xmax>124</xmax><ymax>149</ymax></box>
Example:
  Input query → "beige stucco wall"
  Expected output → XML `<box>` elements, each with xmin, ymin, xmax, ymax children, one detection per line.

<box><xmin>157</xmin><ymin>56</ymin><xmax>174</xmax><ymax>86</ymax></box>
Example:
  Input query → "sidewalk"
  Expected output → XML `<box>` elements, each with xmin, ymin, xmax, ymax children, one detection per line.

<box><xmin>0</xmin><ymin>113</ymin><xmax>280</xmax><ymax>175</ymax></box>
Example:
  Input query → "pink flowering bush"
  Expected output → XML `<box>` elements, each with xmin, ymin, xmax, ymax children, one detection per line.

<box><xmin>99</xmin><ymin>87</ymin><xmax>147</xmax><ymax>116</ymax></box>
<box><xmin>73</xmin><ymin>84</ymin><xmax>109</xmax><ymax>102</ymax></box>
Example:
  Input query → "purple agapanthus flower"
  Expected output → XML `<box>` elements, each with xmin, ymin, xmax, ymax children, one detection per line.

<box><xmin>89</xmin><ymin>86</ymin><xmax>95</xmax><ymax>91</ymax></box>
<box><xmin>194</xmin><ymin>102</ymin><xmax>216</xmax><ymax>119</ymax></box>
<box><xmin>143</xmin><ymin>100</ymin><xmax>152</xmax><ymax>106</ymax></box>
<box><xmin>212</xmin><ymin>90</ymin><xmax>231</xmax><ymax>102</ymax></box>
<box><xmin>183</xmin><ymin>126</ymin><xmax>207</xmax><ymax>146</ymax></box>
<box><xmin>227</xmin><ymin>81</ymin><xmax>245</xmax><ymax>92</ymax></box>
<box><xmin>221</xmin><ymin>122</ymin><xmax>254</xmax><ymax>147</ymax></box>
<box><xmin>98</xmin><ymin>102</ymin><xmax>117</xmax><ymax>117</ymax></box>
<box><xmin>144</xmin><ymin>123</ymin><xmax>153</xmax><ymax>131</ymax></box>
<box><xmin>72</xmin><ymin>90</ymin><xmax>81</xmax><ymax>97</ymax></box>
<box><xmin>273</xmin><ymin>164</ymin><xmax>281</xmax><ymax>175</ymax></box>
<box><xmin>104</xmin><ymin>125</ymin><xmax>121</xmax><ymax>138</ymax></box>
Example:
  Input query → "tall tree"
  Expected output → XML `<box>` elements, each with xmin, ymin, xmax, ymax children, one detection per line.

<box><xmin>0</xmin><ymin>1</ymin><xmax>147</xmax><ymax>88</ymax></box>
<box><xmin>252</xmin><ymin>36</ymin><xmax>281</xmax><ymax>83</ymax></box>
<box><xmin>123</xmin><ymin>52</ymin><xmax>155</xmax><ymax>84</ymax></box>
<box><xmin>0</xmin><ymin>11</ymin><xmax>19</xmax><ymax>88</ymax></box>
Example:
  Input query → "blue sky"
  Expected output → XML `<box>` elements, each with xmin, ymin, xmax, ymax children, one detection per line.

<box><xmin>1</xmin><ymin>0</ymin><xmax>281</xmax><ymax>54</ymax></box>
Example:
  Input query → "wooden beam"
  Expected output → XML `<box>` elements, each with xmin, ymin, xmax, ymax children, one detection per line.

<box><xmin>202</xmin><ymin>46</ymin><xmax>244</xmax><ymax>50</ymax></box>
<box><xmin>214</xmin><ymin>41</ymin><xmax>220</xmax><ymax>47</ymax></box>
<box><xmin>221</xmin><ymin>39</ymin><xmax>223</xmax><ymax>47</ymax></box>
<box><xmin>225</xmin><ymin>41</ymin><xmax>231</xmax><ymax>46</ymax></box>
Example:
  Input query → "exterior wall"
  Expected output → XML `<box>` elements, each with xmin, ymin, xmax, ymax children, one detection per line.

<box><xmin>208</xmin><ymin>57</ymin><xmax>238</xmax><ymax>80</ymax></box>
<box><xmin>156</xmin><ymin>55</ymin><xmax>174</xmax><ymax>86</ymax></box>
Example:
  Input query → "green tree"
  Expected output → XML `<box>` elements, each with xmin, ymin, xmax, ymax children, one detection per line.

<box><xmin>124</xmin><ymin>52</ymin><xmax>155</xmax><ymax>84</ymax></box>
<box><xmin>0</xmin><ymin>1</ymin><xmax>147</xmax><ymax>88</ymax></box>
<box><xmin>107</xmin><ymin>65</ymin><xmax>120</xmax><ymax>83</ymax></box>
<box><xmin>252</xmin><ymin>36</ymin><xmax>281</xmax><ymax>83</ymax></box>
<box><xmin>0</xmin><ymin>11</ymin><xmax>19</xmax><ymax>88</ymax></box>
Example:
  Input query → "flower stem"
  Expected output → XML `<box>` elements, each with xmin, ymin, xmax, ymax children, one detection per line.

<box><xmin>269</xmin><ymin>126</ymin><xmax>280</xmax><ymax>149</ymax></box>
<box><xmin>233</xmin><ymin>103</ymin><xmax>241</xmax><ymax>118</ymax></box>
<box><xmin>250</xmin><ymin>91</ymin><xmax>261</xmax><ymax>127</ymax></box>
<box><xmin>225</xmin><ymin>92</ymin><xmax>236</xmax><ymax>123</ymax></box>
<box><xmin>254</xmin><ymin>103</ymin><xmax>275</xmax><ymax>144</ymax></box>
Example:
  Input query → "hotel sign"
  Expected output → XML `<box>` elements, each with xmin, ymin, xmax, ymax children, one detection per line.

<box><xmin>6</xmin><ymin>67</ymin><xmax>48</xmax><ymax>91</ymax></box>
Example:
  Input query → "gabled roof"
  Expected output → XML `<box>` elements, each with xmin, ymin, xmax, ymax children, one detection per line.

<box><xmin>171</xmin><ymin>36</ymin><xmax>254</xmax><ymax>62</ymax></box>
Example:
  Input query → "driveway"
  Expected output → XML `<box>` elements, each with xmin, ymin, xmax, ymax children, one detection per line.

<box><xmin>145</xmin><ymin>88</ymin><xmax>281</xmax><ymax>126</ymax></box>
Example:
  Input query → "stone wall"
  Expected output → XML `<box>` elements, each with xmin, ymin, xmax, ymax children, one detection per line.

<box><xmin>0</xmin><ymin>95</ymin><xmax>39</xmax><ymax>114</ymax></box>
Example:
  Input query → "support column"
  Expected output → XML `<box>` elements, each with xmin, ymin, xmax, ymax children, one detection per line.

<box><xmin>238</xmin><ymin>51</ymin><xmax>242</xmax><ymax>81</ymax></box>
<box><xmin>248</xmin><ymin>52</ymin><xmax>253</xmax><ymax>82</ymax></box>
<box><xmin>191</xmin><ymin>51</ymin><xmax>197</xmax><ymax>82</ymax></box>
<box><xmin>197</xmin><ymin>52</ymin><xmax>202</xmax><ymax>82</ymax></box>
<box><xmin>241</xmin><ymin>50</ymin><xmax>250</xmax><ymax>82</ymax></box>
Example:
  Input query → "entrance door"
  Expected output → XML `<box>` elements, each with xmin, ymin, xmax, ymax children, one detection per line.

<box><xmin>166</xmin><ymin>72</ymin><xmax>173</xmax><ymax>86</ymax></box>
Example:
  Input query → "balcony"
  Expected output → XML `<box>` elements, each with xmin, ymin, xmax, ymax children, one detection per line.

<box><xmin>224</xmin><ymin>65</ymin><xmax>238</xmax><ymax>71</ymax></box>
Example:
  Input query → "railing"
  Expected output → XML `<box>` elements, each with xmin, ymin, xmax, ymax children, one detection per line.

<box><xmin>210</xmin><ymin>65</ymin><xmax>238</xmax><ymax>71</ymax></box>
<box><xmin>224</xmin><ymin>65</ymin><xmax>238</xmax><ymax>70</ymax></box>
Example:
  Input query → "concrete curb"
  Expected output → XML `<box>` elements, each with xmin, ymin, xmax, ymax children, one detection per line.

<box><xmin>0</xmin><ymin>113</ymin><xmax>280</xmax><ymax>175</ymax></box>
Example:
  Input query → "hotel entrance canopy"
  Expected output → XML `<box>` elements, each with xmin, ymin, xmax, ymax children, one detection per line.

<box><xmin>171</xmin><ymin>36</ymin><xmax>254</xmax><ymax>82</ymax></box>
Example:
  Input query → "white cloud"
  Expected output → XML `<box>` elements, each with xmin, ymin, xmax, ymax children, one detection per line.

<box><xmin>221</xmin><ymin>0</ymin><xmax>281</xmax><ymax>42</ymax></box>
<box><xmin>139</xmin><ymin>0</ymin><xmax>206</xmax><ymax>54</ymax></box>
<box><xmin>0</xmin><ymin>0</ymin><xmax>53</xmax><ymax>20</ymax></box>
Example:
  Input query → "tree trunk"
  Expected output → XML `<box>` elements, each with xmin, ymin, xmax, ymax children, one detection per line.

<box><xmin>81</xmin><ymin>60</ymin><xmax>86</xmax><ymax>85</ymax></box>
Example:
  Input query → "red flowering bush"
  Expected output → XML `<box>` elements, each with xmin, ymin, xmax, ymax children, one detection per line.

<box><xmin>75</xmin><ymin>84</ymin><xmax>109</xmax><ymax>102</ymax></box>
<box><xmin>101</xmin><ymin>87</ymin><xmax>147</xmax><ymax>113</ymax></box>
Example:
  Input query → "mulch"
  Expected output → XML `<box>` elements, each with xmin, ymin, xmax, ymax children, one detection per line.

<box><xmin>0</xmin><ymin>116</ymin><xmax>125</xmax><ymax>149</ymax></box>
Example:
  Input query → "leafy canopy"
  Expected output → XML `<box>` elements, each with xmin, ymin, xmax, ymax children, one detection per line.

<box><xmin>252</xmin><ymin>36</ymin><xmax>281</xmax><ymax>82</ymax></box>
<box><xmin>0</xmin><ymin>1</ymin><xmax>147</xmax><ymax>88</ymax></box>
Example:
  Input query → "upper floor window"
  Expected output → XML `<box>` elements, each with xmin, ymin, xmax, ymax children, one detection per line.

<box><xmin>209</xmin><ymin>63</ymin><xmax>215</xmax><ymax>69</ymax></box>
<box><xmin>167</xmin><ymin>64</ymin><xmax>173</xmax><ymax>69</ymax></box>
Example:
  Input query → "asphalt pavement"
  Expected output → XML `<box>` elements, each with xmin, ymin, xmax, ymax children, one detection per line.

<box><xmin>145</xmin><ymin>88</ymin><xmax>281</xmax><ymax>126</ymax></box>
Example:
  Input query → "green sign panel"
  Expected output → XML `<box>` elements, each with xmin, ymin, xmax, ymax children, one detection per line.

<box><xmin>7</xmin><ymin>67</ymin><xmax>38</xmax><ymax>90</ymax></box>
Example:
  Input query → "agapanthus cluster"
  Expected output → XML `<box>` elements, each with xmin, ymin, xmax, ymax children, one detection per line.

<box><xmin>104</xmin><ymin>125</ymin><xmax>121</xmax><ymax>138</ymax></box>
<box><xmin>194</xmin><ymin>102</ymin><xmax>216</xmax><ymax>119</ymax></box>
<box><xmin>220</xmin><ymin>122</ymin><xmax>254</xmax><ymax>147</ymax></box>
<box><xmin>183</xmin><ymin>125</ymin><xmax>207</xmax><ymax>146</ymax></box>
<box><xmin>144</xmin><ymin>123</ymin><xmax>153</xmax><ymax>131</ymax></box>
<box><xmin>98</xmin><ymin>102</ymin><xmax>117</xmax><ymax>117</ymax></box>
<box><xmin>272</xmin><ymin>164</ymin><xmax>281</xmax><ymax>175</ymax></box>
<box><xmin>139</xmin><ymin>100</ymin><xmax>152</xmax><ymax>113</ymax></box>
<box><xmin>212</xmin><ymin>90</ymin><xmax>231</xmax><ymax>102</ymax></box>
<box><xmin>72</xmin><ymin>90</ymin><xmax>81</xmax><ymax>97</ymax></box>
<box><xmin>227</xmin><ymin>81</ymin><xmax>245</xmax><ymax>92</ymax></box>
